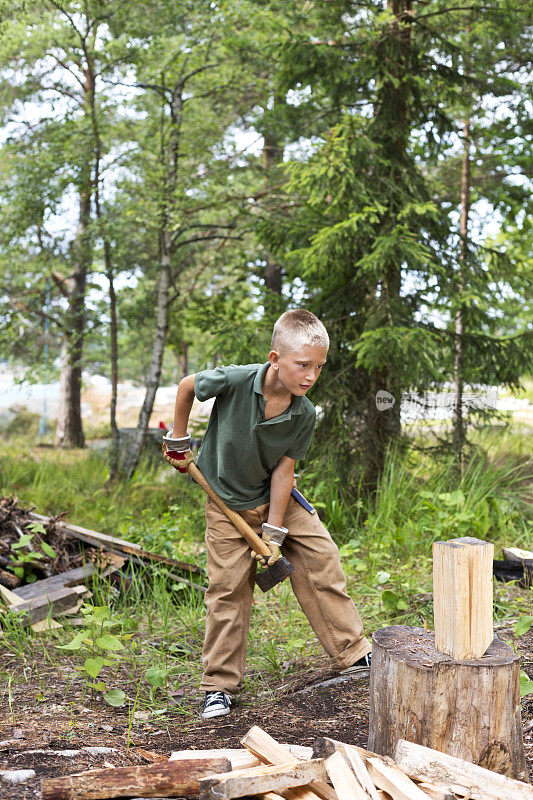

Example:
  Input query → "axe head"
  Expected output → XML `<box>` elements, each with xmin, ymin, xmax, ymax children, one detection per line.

<box><xmin>255</xmin><ymin>556</ymin><xmax>294</xmax><ymax>593</ymax></box>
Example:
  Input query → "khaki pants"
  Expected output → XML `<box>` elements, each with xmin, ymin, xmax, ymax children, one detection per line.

<box><xmin>200</xmin><ymin>495</ymin><xmax>372</xmax><ymax>694</ymax></box>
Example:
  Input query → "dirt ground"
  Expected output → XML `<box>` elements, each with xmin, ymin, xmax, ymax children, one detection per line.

<box><xmin>1</xmin><ymin>628</ymin><xmax>532</xmax><ymax>800</ymax></box>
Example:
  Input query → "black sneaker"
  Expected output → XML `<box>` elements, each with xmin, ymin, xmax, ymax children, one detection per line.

<box><xmin>201</xmin><ymin>691</ymin><xmax>232</xmax><ymax>720</ymax></box>
<box><xmin>339</xmin><ymin>652</ymin><xmax>372</xmax><ymax>675</ymax></box>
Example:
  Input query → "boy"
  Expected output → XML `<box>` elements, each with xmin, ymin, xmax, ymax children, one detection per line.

<box><xmin>163</xmin><ymin>310</ymin><xmax>372</xmax><ymax>720</ymax></box>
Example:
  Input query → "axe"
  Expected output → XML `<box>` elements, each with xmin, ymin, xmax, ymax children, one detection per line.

<box><xmin>186</xmin><ymin>461</ymin><xmax>294</xmax><ymax>592</ymax></box>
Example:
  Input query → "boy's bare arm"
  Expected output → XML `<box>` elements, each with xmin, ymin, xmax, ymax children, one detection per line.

<box><xmin>267</xmin><ymin>455</ymin><xmax>295</xmax><ymax>528</ymax></box>
<box><xmin>172</xmin><ymin>374</ymin><xmax>196</xmax><ymax>436</ymax></box>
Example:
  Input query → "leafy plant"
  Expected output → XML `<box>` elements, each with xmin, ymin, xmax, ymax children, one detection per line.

<box><xmin>514</xmin><ymin>616</ymin><xmax>533</xmax><ymax>637</ymax></box>
<box><xmin>57</xmin><ymin>604</ymin><xmax>132</xmax><ymax>707</ymax></box>
<box><xmin>519</xmin><ymin>671</ymin><xmax>533</xmax><ymax>699</ymax></box>
<box><xmin>8</xmin><ymin>528</ymin><xmax>56</xmax><ymax>582</ymax></box>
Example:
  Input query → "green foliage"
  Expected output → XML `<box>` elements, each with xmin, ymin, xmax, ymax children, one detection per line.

<box><xmin>57</xmin><ymin>603</ymin><xmax>133</xmax><ymax>706</ymax></box>
<box><xmin>514</xmin><ymin>616</ymin><xmax>533</xmax><ymax>637</ymax></box>
<box><xmin>520</xmin><ymin>672</ymin><xmax>533</xmax><ymax>699</ymax></box>
<box><xmin>7</xmin><ymin>529</ymin><xmax>56</xmax><ymax>582</ymax></box>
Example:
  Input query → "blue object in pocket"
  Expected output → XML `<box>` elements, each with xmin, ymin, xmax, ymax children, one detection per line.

<box><xmin>291</xmin><ymin>487</ymin><xmax>316</xmax><ymax>514</ymax></box>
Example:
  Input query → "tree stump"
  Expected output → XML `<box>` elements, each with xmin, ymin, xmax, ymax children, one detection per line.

<box><xmin>367</xmin><ymin>626</ymin><xmax>528</xmax><ymax>783</ymax></box>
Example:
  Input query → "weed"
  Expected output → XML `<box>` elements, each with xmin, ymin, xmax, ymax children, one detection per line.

<box><xmin>57</xmin><ymin>603</ymin><xmax>133</xmax><ymax>707</ymax></box>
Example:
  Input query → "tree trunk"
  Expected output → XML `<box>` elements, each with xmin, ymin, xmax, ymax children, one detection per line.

<box><xmin>262</xmin><ymin>123</ymin><xmax>284</xmax><ymax>298</ymax></box>
<box><xmin>368</xmin><ymin>626</ymin><xmax>528</xmax><ymax>782</ymax></box>
<box><xmin>54</xmin><ymin>179</ymin><xmax>91</xmax><ymax>448</ymax></box>
<box><xmin>362</xmin><ymin>0</ymin><xmax>411</xmax><ymax>487</ymax></box>
<box><xmin>453</xmin><ymin>118</ymin><xmax>471</xmax><ymax>473</ymax></box>
<box><xmin>87</xmin><ymin>59</ymin><xmax>120</xmax><ymax>482</ymax></box>
<box><xmin>127</xmin><ymin>80</ymin><xmax>182</xmax><ymax>479</ymax></box>
<box><xmin>126</xmin><ymin>246</ymin><xmax>171</xmax><ymax>478</ymax></box>
<box><xmin>54</xmin><ymin>51</ymin><xmax>97</xmax><ymax>449</ymax></box>
<box><xmin>179</xmin><ymin>341</ymin><xmax>189</xmax><ymax>379</ymax></box>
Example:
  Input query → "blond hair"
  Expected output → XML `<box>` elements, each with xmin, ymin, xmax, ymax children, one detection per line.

<box><xmin>271</xmin><ymin>310</ymin><xmax>329</xmax><ymax>354</ymax></box>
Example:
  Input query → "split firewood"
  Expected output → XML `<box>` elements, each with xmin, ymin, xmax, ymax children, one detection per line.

<box><xmin>366</xmin><ymin>757</ymin><xmax>436</xmax><ymax>800</ymax></box>
<box><xmin>417</xmin><ymin>783</ymin><xmax>462</xmax><ymax>800</ymax></box>
<box><xmin>170</xmin><ymin>745</ymin><xmax>313</xmax><ymax>771</ymax></box>
<box><xmin>394</xmin><ymin>739</ymin><xmax>533</xmax><ymax>800</ymax></box>
<box><xmin>342</xmin><ymin>745</ymin><xmax>381</xmax><ymax>800</ymax></box>
<box><xmin>433</xmin><ymin>538</ymin><xmax>494</xmax><ymax>661</ymax></box>
<box><xmin>314</xmin><ymin>736</ymin><xmax>458</xmax><ymax>800</ymax></box>
<box><xmin>199</xmin><ymin>759</ymin><xmax>329</xmax><ymax>800</ymax></box>
<box><xmin>325</xmin><ymin>752</ymin><xmax>368</xmax><ymax>800</ymax></box>
<box><xmin>171</xmin><ymin>748</ymin><xmax>261</xmax><ymax>770</ymax></box>
<box><xmin>259</xmin><ymin>794</ymin><xmax>287</xmax><ymax>800</ymax></box>
<box><xmin>242</xmin><ymin>726</ymin><xmax>338</xmax><ymax>800</ymax></box>
<box><xmin>40</xmin><ymin>756</ymin><xmax>231</xmax><ymax>800</ymax></box>
<box><xmin>312</xmin><ymin>736</ymin><xmax>377</xmax><ymax>763</ymax></box>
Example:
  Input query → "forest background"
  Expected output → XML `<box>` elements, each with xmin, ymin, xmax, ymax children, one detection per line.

<box><xmin>0</xmin><ymin>0</ymin><xmax>532</xmax><ymax>741</ymax></box>
<box><xmin>0</xmin><ymin>0</ymin><xmax>531</xmax><ymax>482</ymax></box>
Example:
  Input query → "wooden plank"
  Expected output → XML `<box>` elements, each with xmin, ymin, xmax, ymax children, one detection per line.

<box><xmin>200</xmin><ymin>759</ymin><xmax>328</xmax><ymax>800</ymax></box>
<box><xmin>0</xmin><ymin>583</ymin><xmax>25</xmax><ymax>606</ymax></box>
<box><xmin>325</xmin><ymin>752</ymin><xmax>368</xmax><ymax>800</ymax></box>
<box><xmin>1</xmin><ymin>572</ymin><xmax>64</xmax><ymax>631</ymax></box>
<box><xmin>8</xmin><ymin>586</ymin><xmax>86</xmax><ymax>626</ymax></box>
<box><xmin>241</xmin><ymin>727</ymin><xmax>337</xmax><ymax>800</ymax></box>
<box><xmin>13</xmin><ymin>555</ymin><xmax>125</xmax><ymax>601</ymax></box>
<box><xmin>433</xmin><ymin>538</ymin><xmax>494</xmax><ymax>660</ymax></box>
<box><xmin>40</xmin><ymin>757</ymin><xmax>232</xmax><ymax>800</ymax></box>
<box><xmin>13</xmin><ymin>564</ymin><xmax>98</xmax><ymax>601</ymax></box>
<box><xmin>31</xmin><ymin>618</ymin><xmax>63</xmax><ymax>632</ymax></box>
<box><xmin>29</xmin><ymin>512</ymin><xmax>204</xmax><ymax>575</ymax></box>
<box><xmin>394</xmin><ymin>739</ymin><xmax>533</xmax><ymax>800</ymax></box>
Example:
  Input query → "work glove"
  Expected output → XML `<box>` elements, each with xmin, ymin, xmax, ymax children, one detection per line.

<box><xmin>162</xmin><ymin>430</ymin><xmax>194</xmax><ymax>474</ymax></box>
<box><xmin>251</xmin><ymin>523</ymin><xmax>287</xmax><ymax>566</ymax></box>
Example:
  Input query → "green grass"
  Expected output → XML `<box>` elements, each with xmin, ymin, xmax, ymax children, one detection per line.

<box><xmin>0</xmin><ymin>423</ymin><xmax>531</xmax><ymax>721</ymax></box>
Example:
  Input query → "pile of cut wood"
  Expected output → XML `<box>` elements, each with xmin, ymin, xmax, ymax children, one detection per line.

<box><xmin>0</xmin><ymin>496</ymin><xmax>204</xmax><ymax>632</ymax></box>
<box><xmin>40</xmin><ymin>725</ymin><xmax>532</xmax><ymax>800</ymax></box>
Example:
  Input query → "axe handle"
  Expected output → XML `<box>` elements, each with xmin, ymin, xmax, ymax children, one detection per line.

<box><xmin>187</xmin><ymin>462</ymin><xmax>271</xmax><ymax>558</ymax></box>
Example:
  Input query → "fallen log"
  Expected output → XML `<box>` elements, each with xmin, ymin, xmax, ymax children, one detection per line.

<box><xmin>394</xmin><ymin>739</ymin><xmax>532</xmax><ymax>800</ymax></box>
<box><xmin>241</xmin><ymin>726</ymin><xmax>336</xmax><ymax>800</ymax></box>
<box><xmin>199</xmin><ymin>759</ymin><xmax>328</xmax><ymax>800</ymax></box>
<box><xmin>29</xmin><ymin>512</ymin><xmax>204</xmax><ymax>576</ymax></box>
<box><xmin>40</xmin><ymin>756</ymin><xmax>231</xmax><ymax>800</ymax></box>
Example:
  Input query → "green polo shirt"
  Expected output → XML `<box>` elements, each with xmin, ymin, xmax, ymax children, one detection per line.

<box><xmin>194</xmin><ymin>362</ymin><xmax>316</xmax><ymax>510</ymax></box>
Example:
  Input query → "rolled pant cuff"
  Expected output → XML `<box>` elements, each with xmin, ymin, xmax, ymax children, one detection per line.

<box><xmin>330</xmin><ymin>638</ymin><xmax>372</xmax><ymax>671</ymax></box>
<box><xmin>200</xmin><ymin>682</ymin><xmax>238</xmax><ymax>696</ymax></box>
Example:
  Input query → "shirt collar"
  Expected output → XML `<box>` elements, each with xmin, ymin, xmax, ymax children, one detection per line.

<box><xmin>253</xmin><ymin>362</ymin><xmax>305</xmax><ymax>416</ymax></box>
